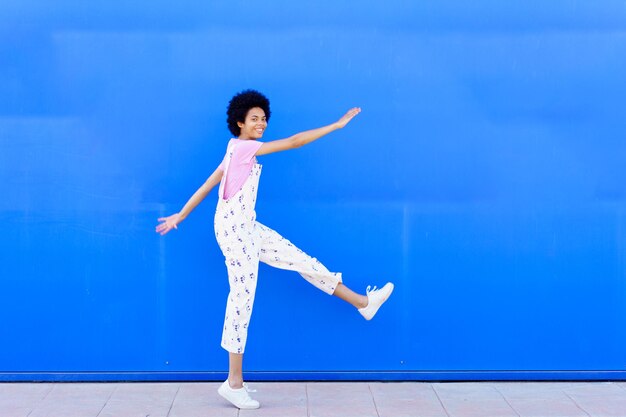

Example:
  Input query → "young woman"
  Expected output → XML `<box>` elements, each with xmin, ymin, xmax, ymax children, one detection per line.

<box><xmin>156</xmin><ymin>90</ymin><xmax>394</xmax><ymax>410</ymax></box>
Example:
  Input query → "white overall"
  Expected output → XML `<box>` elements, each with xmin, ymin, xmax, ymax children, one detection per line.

<box><xmin>214</xmin><ymin>143</ymin><xmax>342</xmax><ymax>354</ymax></box>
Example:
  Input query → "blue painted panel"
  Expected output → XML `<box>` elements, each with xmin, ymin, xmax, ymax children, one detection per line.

<box><xmin>2</xmin><ymin>1</ymin><xmax>626</xmax><ymax>380</ymax></box>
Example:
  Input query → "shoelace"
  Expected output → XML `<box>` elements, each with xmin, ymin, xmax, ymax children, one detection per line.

<box><xmin>243</xmin><ymin>382</ymin><xmax>257</xmax><ymax>393</ymax></box>
<box><xmin>366</xmin><ymin>285</ymin><xmax>378</xmax><ymax>295</ymax></box>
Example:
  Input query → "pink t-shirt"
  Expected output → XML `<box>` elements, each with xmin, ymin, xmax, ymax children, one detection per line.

<box><xmin>218</xmin><ymin>139</ymin><xmax>264</xmax><ymax>200</ymax></box>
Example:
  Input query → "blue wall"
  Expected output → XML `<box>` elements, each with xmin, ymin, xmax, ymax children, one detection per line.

<box><xmin>2</xmin><ymin>1</ymin><xmax>626</xmax><ymax>380</ymax></box>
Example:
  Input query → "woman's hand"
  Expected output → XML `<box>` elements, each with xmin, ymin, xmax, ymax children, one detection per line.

<box><xmin>156</xmin><ymin>213</ymin><xmax>182</xmax><ymax>236</ymax></box>
<box><xmin>335</xmin><ymin>107</ymin><xmax>362</xmax><ymax>129</ymax></box>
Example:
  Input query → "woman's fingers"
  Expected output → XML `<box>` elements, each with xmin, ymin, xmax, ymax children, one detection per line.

<box><xmin>156</xmin><ymin>221</ymin><xmax>171</xmax><ymax>232</ymax></box>
<box><xmin>158</xmin><ymin>224</ymin><xmax>172</xmax><ymax>235</ymax></box>
<box><xmin>337</xmin><ymin>107</ymin><xmax>361</xmax><ymax>127</ymax></box>
<box><xmin>156</xmin><ymin>214</ymin><xmax>180</xmax><ymax>233</ymax></box>
<box><xmin>156</xmin><ymin>218</ymin><xmax>178</xmax><ymax>235</ymax></box>
<box><xmin>346</xmin><ymin>107</ymin><xmax>361</xmax><ymax>118</ymax></box>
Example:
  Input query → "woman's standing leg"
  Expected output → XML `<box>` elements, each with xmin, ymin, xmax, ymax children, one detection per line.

<box><xmin>217</xmin><ymin>251</ymin><xmax>261</xmax><ymax>409</ymax></box>
<box><xmin>220</xmin><ymin>252</ymin><xmax>259</xmax><ymax>354</ymax></box>
<box><xmin>216</xmin><ymin>247</ymin><xmax>262</xmax><ymax>409</ymax></box>
<box><xmin>228</xmin><ymin>353</ymin><xmax>244</xmax><ymax>388</ymax></box>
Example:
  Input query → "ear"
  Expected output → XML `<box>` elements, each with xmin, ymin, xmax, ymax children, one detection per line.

<box><xmin>237</xmin><ymin>121</ymin><xmax>244</xmax><ymax>128</ymax></box>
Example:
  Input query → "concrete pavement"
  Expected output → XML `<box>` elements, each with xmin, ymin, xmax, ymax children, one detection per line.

<box><xmin>2</xmin><ymin>381</ymin><xmax>626</xmax><ymax>416</ymax></box>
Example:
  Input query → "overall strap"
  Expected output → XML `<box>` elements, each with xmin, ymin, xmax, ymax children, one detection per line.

<box><xmin>218</xmin><ymin>140</ymin><xmax>237</xmax><ymax>200</ymax></box>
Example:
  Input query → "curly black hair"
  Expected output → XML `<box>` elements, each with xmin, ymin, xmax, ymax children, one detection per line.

<box><xmin>226</xmin><ymin>89</ymin><xmax>271</xmax><ymax>137</ymax></box>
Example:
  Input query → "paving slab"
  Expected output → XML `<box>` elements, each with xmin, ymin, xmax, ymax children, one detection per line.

<box><xmin>307</xmin><ymin>382</ymin><xmax>379</xmax><ymax>417</ymax></box>
<box><xmin>491</xmin><ymin>382</ymin><xmax>589</xmax><ymax>417</ymax></box>
<box><xmin>0</xmin><ymin>383</ymin><xmax>54</xmax><ymax>417</ymax></box>
<box><xmin>432</xmin><ymin>382</ymin><xmax>518</xmax><ymax>417</ymax></box>
<box><xmin>106</xmin><ymin>382</ymin><xmax>179</xmax><ymax>404</ymax></box>
<box><xmin>169</xmin><ymin>383</ymin><xmax>238</xmax><ymax>417</ymax></box>
<box><xmin>563</xmin><ymin>395</ymin><xmax>626</xmax><ymax>416</ymax></box>
<box><xmin>370</xmin><ymin>382</ymin><xmax>448</xmax><ymax>417</ymax></box>
<box><xmin>563</xmin><ymin>382</ymin><xmax>625</xmax><ymax>398</ymax></box>
<box><xmin>239</xmin><ymin>382</ymin><xmax>307</xmax><ymax>417</ymax></box>
<box><xmin>27</xmin><ymin>383</ymin><xmax>116</xmax><ymax>417</ymax></box>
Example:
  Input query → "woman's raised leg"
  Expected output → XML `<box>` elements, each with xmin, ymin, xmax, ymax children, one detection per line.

<box><xmin>332</xmin><ymin>282</ymin><xmax>368</xmax><ymax>309</ymax></box>
<box><xmin>255</xmin><ymin>222</ymin><xmax>395</xmax><ymax>316</ymax></box>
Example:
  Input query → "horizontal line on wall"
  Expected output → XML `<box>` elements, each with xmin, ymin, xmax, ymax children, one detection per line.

<box><xmin>2</xmin><ymin>371</ymin><xmax>626</xmax><ymax>382</ymax></box>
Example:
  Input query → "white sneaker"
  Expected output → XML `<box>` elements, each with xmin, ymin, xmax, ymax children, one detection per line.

<box><xmin>358</xmin><ymin>282</ymin><xmax>394</xmax><ymax>320</ymax></box>
<box><xmin>217</xmin><ymin>380</ymin><xmax>260</xmax><ymax>409</ymax></box>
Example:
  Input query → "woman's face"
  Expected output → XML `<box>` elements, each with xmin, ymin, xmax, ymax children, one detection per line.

<box><xmin>237</xmin><ymin>107</ymin><xmax>267</xmax><ymax>140</ymax></box>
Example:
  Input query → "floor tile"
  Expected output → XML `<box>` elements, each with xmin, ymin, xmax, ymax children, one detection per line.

<box><xmin>27</xmin><ymin>383</ymin><xmax>116</xmax><ymax>417</ymax></box>
<box><xmin>563</xmin><ymin>382</ymin><xmax>625</xmax><ymax>398</ymax></box>
<box><xmin>0</xmin><ymin>405</ymin><xmax>31</xmax><ymax>417</ymax></box>
<box><xmin>0</xmin><ymin>383</ymin><xmax>54</xmax><ymax>396</ymax></box>
<box><xmin>169</xmin><ymin>403</ymin><xmax>239</xmax><ymax>417</ymax></box>
<box><xmin>239</xmin><ymin>382</ymin><xmax>307</xmax><ymax>417</ymax></box>
<box><xmin>0</xmin><ymin>383</ymin><xmax>55</xmax><ymax>417</ymax></box>
<box><xmin>307</xmin><ymin>382</ymin><xmax>378</xmax><ymax>417</ymax></box>
<box><xmin>433</xmin><ymin>382</ymin><xmax>518</xmax><ymax>417</ymax></box>
<box><xmin>563</xmin><ymin>395</ymin><xmax>626</xmax><ymax>417</ymax></box>
<box><xmin>370</xmin><ymin>382</ymin><xmax>448</xmax><ymax>417</ymax></box>
<box><xmin>492</xmin><ymin>383</ymin><xmax>588</xmax><ymax>416</ymax></box>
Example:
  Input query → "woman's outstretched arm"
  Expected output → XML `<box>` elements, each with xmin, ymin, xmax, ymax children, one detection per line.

<box><xmin>156</xmin><ymin>165</ymin><xmax>224</xmax><ymax>235</ymax></box>
<box><xmin>255</xmin><ymin>107</ymin><xmax>361</xmax><ymax>156</ymax></box>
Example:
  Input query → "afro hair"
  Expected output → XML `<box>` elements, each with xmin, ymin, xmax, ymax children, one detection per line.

<box><xmin>226</xmin><ymin>89</ymin><xmax>271</xmax><ymax>137</ymax></box>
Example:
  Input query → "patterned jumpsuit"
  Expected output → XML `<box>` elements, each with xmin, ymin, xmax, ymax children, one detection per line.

<box><xmin>214</xmin><ymin>143</ymin><xmax>342</xmax><ymax>354</ymax></box>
